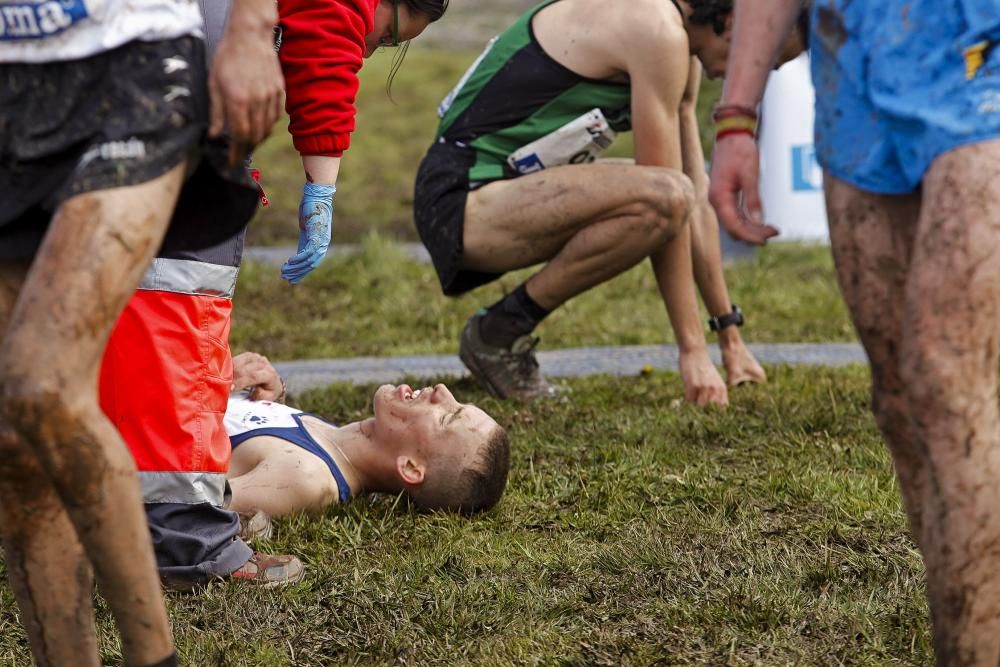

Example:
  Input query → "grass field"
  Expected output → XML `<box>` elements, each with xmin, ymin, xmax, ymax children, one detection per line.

<box><xmin>231</xmin><ymin>240</ymin><xmax>853</xmax><ymax>360</ymax></box>
<box><xmin>0</xmin><ymin>367</ymin><xmax>932</xmax><ymax>666</ymax></box>
<box><xmin>0</xmin><ymin>15</ymin><xmax>933</xmax><ymax>666</ymax></box>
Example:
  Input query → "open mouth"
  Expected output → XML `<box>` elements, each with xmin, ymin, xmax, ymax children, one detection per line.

<box><xmin>396</xmin><ymin>385</ymin><xmax>432</xmax><ymax>401</ymax></box>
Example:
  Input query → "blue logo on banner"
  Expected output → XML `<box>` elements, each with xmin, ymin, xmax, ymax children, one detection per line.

<box><xmin>0</xmin><ymin>0</ymin><xmax>90</xmax><ymax>41</ymax></box>
<box><xmin>791</xmin><ymin>144</ymin><xmax>822</xmax><ymax>192</ymax></box>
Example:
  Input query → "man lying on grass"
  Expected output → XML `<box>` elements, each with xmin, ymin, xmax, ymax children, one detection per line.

<box><xmin>225</xmin><ymin>353</ymin><xmax>511</xmax><ymax>523</ymax></box>
<box><xmin>414</xmin><ymin>0</ymin><xmax>808</xmax><ymax>405</ymax></box>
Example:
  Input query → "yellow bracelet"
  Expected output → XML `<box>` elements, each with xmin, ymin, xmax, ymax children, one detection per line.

<box><xmin>714</xmin><ymin>115</ymin><xmax>759</xmax><ymax>134</ymax></box>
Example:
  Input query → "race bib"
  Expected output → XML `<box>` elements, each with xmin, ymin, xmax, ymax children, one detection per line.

<box><xmin>507</xmin><ymin>108</ymin><xmax>616</xmax><ymax>175</ymax></box>
<box><xmin>0</xmin><ymin>0</ymin><xmax>90</xmax><ymax>40</ymax></box>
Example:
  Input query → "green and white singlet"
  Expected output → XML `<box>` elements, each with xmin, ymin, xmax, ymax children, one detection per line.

<box><xmin>434</xmin><ymin>0</ymin><xmax>632</xmax><ymax>183</ymax></box>
<box><xmin>414</xmin><ymin>0</ymin><xmax>634</xmax><ymax>296</ymax></box>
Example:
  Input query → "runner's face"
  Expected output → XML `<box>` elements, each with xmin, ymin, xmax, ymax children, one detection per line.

<box><xmin>698</xmin><ymin>20</ymin><xmax>803</xmax><ymax>79</ymax></box>
<box><xmin>371</xmin><ymin>384</ymin><xmax>497</xmax><ymax>461</ymax></box>
<box><xmin>365</xmin><ymin>1</ymin><xmax>434</xmax><ymax>58</ymax></box>
<box><xmin>694</xmin><ymin>19</ymin><xmax>733</xmax><ymax>79</ymax></box>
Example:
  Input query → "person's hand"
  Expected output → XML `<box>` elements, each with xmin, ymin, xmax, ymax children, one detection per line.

<box><xmin>678</xmin><ymin>348</ymin><xmax>729</xmax><ymax>407</ymax></box>
<box><xmin>209</xmin><ymin>10</ymin><xmax>284</xmax><ymax>167</ymax></box>
<box><xmin>721</xmin><ymin>341</ymin><xmax>767</xmax><ymax>387</ymax></box>
<box><xmin>281</xmin><ymin>183</ymin><xmax>336</xmax><ymax>284</ymax></box>
<box><xmin>708</xmin><ymin>133</ymin><xmax>779</xmax><ymax>246</ymax></box>
<box><xmin>232</xmin><ymin>352</ymin><xmax>286</xmax><ymax>402</ymax></box>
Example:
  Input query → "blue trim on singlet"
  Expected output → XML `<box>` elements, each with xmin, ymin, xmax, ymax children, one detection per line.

<box><xmin>229</xmin><ymin>413</ymin><xmax>352</xmax><ymax>504</ymax></box>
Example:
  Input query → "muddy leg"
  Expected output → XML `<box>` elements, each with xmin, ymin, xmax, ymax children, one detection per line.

<box><xmin>0</xmin><ymin>262</ymin><xmax>99</xmax><ymax>667</ymax></box>
<box><xmin>464</xmin><ymin>164</ymin><xmax>694</xmax><ymax>309</ymax></box>
<box><xmin>900</xmin><ymin>139</ymin><xmax>1000</xmax><ymax>666</ymax></box>
<box><xmin>0</xmin><ymin>166</ymin><xmax>187</xmax><ymax>666</ymax></box>
<box><xmin>823</xmin><ymin>176</ymin><xmax>927</xmax><ymax>541</ymax></box>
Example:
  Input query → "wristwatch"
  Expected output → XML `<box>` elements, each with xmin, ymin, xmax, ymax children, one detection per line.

<box><xmin>708</xmin><ymin>304</ymin><xmax>744</xmax><ymax>332</ymax></box>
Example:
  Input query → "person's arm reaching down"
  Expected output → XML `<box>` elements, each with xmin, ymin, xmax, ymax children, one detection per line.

<box><xmin>628</xmin><ymin>17</ymin><xmax>728</xmax><ymax>407</ymax></box>
<box><xmin>708</xmin><ymin>0</ymin><xmax>801</xmax><ymax>245</ymax></box>
<box><xmin>277</xmin><ymin>0</ymin><xmax>376</xmax><ymax>283</ymax></box>
<box><xmin>679</xmin><ymin>58</ymin><xmax>766</xmax><ymax>386</ymax></box>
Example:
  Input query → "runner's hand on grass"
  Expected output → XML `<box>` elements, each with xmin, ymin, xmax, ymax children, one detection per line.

<box><xmin>679</xmin><ymin>348</ymin><xmax>729</xmax><ymax>407</ymax></box>
<box><xmin>721</xmin><ymin>342</ymin><xmax>767</xmax><ymax>387</ymax></box>
<box><xmin>708</xmin><ymin>133</ymin><xmax>779</xmax><ymax>246</ymax></box>
<box><xmin>281</xmin><ymin>183</ymin><xmax>336</xmax><ymax>284</ymax></box>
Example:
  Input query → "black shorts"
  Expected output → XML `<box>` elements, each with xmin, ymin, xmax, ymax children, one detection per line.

<box><xmin>413</xmin><ymin>141</ymin><xmax>503</xmax><ymax>296</ymax></box>
<box><xmin>0</xmin><ymin>37</ymin><xmax>258</xmax><ymax>260</ymax></box>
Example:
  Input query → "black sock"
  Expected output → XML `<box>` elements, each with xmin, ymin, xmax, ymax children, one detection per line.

<box><xmin>478</xmin><ymin>283</ymin><xmax>550</xmax><ymax>348</ymax></box>
<box><xmin>137</xmin><ymin>652</ymin><xmax>179</xmax><ymax>667</ymax></box>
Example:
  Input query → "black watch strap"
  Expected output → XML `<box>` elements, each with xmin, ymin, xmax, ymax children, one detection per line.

<box><xmin>708</xmin><ymin>304</ymin><xmax>744</xmax><ymax>332</ymax></box>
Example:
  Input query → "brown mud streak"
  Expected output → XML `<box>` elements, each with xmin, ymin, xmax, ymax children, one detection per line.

<box><xmin>815</xmin><ymin>6</ymin><xmax>848</xmax><ymax>52</ymax></box>
<box><xmin>5</xmin><ymin>540</ymin><xmax>53</xmax><ymax>667</ymax></box>
<box><xmin>109</xmin><ymin>230</ymin><xmax>135</xmax><ymax>254</ymax></box>
<box><xmin>907</xmin><ymin>141</ymin><xmax>1000</xmax><ymax>666</ymax></box>
<box><xmin>824</xmin><ymin>180</ymin><xmax>928</xmax><ymax>545</ymax></box>
<box><xmin>0</xmin><ymin>433</ymin><xmax>95</xmax><ymax>667</ymax></box>
<box><xmin>0</xmin><ymin>441</ymin><xmax>40</xmax><ymax>664</ymax></box>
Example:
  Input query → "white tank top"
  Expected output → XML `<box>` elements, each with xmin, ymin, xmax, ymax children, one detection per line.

<box><xmin>224</xmin><ymin>394</ymin><xmax>305</xmax><ymax>438</ymax></box>
<box><xmin>0</xmin><ymin>0</ymin><xmax>204</xmax><ymax>63</ymax></box>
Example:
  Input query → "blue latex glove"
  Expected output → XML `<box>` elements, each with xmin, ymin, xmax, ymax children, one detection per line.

<box><xmin>281</xmin><ymin>182</ymin><xmax>336</xmax><ymax>284</ymax></box>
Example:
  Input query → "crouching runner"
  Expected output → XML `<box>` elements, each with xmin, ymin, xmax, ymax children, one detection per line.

<box><xmin>415</xmin><ymin>0</ymin><xmax>806</xmax><ymax>403</ymax></box>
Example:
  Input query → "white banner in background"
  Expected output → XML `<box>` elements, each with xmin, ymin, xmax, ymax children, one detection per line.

<box><xmin>758</xmin><ymin>53</ymin><xmax>829</xmax><ymax>243</ymax></box>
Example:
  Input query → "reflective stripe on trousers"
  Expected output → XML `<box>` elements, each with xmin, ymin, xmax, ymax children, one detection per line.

<box><xmin>101</xmin><ymin>250</ymin><xmax>241</xmax><ymax>509</ymax></box>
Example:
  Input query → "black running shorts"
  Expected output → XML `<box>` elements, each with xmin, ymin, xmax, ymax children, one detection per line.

<box><xmin>413</xmin><ymin>141</ymin><xmax>503</xmax><ymax>296</ymax></box>
<box><xmin>0</xmin><ymin>36</ymin><xmax>259</xmax><ymax>260</ymax></box>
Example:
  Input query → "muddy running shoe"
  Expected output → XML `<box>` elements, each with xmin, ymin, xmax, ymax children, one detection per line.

<box><xmin>229</xmin><ymin>552</ymin><xmax>305</xmax><ymax>589</ymax></box>
<box><xmin>459</xmin><ymin>312</ymin><xmax>560</xmax><ymax>400</ymax></box>
<box><xmin>161</xmin><ymin>551</ymin><xmax>305</xmax><ymax>592</ymax></box>
<box><xmin>237</xmin><ymin>509</ymin><xmax>273</xmax><ymax>543</ymax></box>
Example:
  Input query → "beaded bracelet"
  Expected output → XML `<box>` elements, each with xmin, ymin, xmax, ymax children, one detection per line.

<box><xmin>712</xmin><ymin>104</ymin><xmax>758</xmax><ymax>121</ymax></box>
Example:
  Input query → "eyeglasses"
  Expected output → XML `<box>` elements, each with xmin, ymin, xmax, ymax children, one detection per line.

<box><xmin>392</xmin><ymin>0</ymin><xmax>400</xmax><ymax>47</ymax></box>
<box><xmin>378</xmin><ymin>0</ymin><xmax>400</xmax><ymax>48</ymax></box>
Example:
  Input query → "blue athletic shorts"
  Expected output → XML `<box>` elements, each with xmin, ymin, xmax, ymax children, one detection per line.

<box><xmin>810</xmin><ymin>0</ymin><xmax>1000</xmax><ymax>194</ymax></box>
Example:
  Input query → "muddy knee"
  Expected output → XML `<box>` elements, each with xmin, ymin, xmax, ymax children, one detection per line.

<box><xmin>0</xmin><ymin>422</ymin><xmax>34</xmax><ymax>486</ymax></box>
<box><xmin>0</xmin><ymin>377</ymin><xmax>127</xmax><ymax>502</ymax></box>
<box><xmin>635</xmin><ymin>169</ymin><xmax>696</xmax><ymax>241</ymax></box>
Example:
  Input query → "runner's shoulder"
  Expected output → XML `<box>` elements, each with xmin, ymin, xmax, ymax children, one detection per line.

<box><xmin>611</xmin><ymin>0</ymin><xmax>688</xmax><ymax>59</ymax></box>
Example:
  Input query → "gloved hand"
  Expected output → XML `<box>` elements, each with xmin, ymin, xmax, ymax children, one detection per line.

<box><xmin>281</xmin><ymin>182</ymin><xmax>336</xmax><ymax>284</ymax></box>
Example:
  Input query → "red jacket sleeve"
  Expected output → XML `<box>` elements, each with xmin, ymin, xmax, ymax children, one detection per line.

<box><xmin>278</xmin><ymin>0</ymin><xmax>379</xmax><ymax>156</ymax></box>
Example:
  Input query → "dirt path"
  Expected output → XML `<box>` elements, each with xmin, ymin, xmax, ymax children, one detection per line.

<box><xmin>275</xmin><ymin>343</ymin><xmax>866</xmax><ymax>393</ymax></box>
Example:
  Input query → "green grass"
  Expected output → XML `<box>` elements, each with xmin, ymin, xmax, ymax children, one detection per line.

<box><xmin>0</xmin><ymin>366</ymin><xmax>932</xmax><ymax>665</ymax></box>
<box><xmin>231</xmin><ymin>238</ymin><xmax>853</xmax><ymax>360</ymax></box>
<box><xmin>1</xmin><ymin>37</ymin><xmax>909</xmax><ymax>667</ymax></box>
<box><xmin>247</xmin><ymin>45</ymin><xmax>721</xmax><ymax>246</ymax></box>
